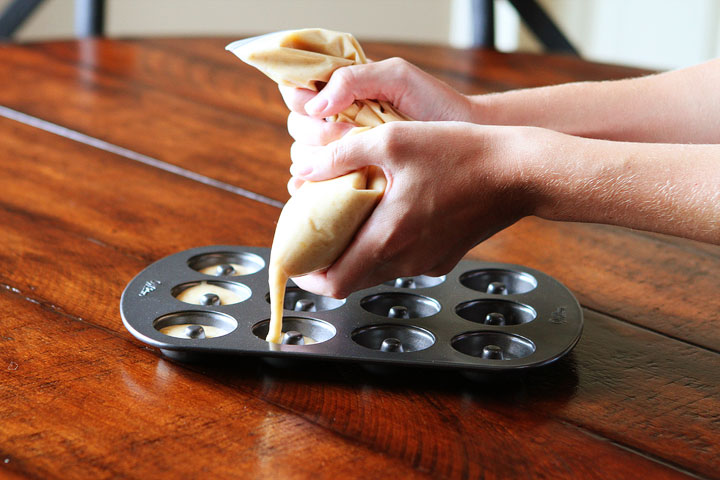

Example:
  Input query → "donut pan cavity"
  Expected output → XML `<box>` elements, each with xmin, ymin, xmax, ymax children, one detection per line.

<box><xmin>120</xmin><ymin>246</ymin><xmax>583</xmax><ymax>373</ymax></box>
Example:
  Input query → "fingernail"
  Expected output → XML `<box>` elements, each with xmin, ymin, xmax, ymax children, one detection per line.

<box><xmin>305</xmin><ymin>96</ymin><xmax>328</xmax><ymax>116</ymax></box>
<box><xmin>290</xmin><ymin>163</ymin><xmax>313</xmax><ymax>177</ymax></box>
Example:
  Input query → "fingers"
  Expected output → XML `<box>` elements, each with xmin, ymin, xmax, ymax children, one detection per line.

<box><xmin>289</xmin><ymin>143</ymin><xmax>330</xmax><ymax>179</ymax></box>
<box><xmin>287</xmin><ymin>112</ymin><xmax>354</xmax><ymax>146</ymax></box>
<box><xmin>291</xmin><ymin>272</ymin><xmax>334</xmax><ymax>298</ymax></box>
<box><xmin>303</xmin><ymin>58</ymin><xmax>411</xmax><ymax>118</ymax></box>
<box><xmin>280</xmin><ymin>57</ymin><xmax>470</xmax><ymax>124</ymax></box>
<box><xmin>299</xmin><ymin>205</ymin><xmax>396</xmax><ymax>298</ymax></box>
<box><xmin>291</xmin><ymin>229</ymin><xmax>461</xmax><ymax>298</ymax></box>
<box><xmin>289</xmin><ymin>128</ymin><xmax>379</xmax><ymax>181</ymax></box>
<box><xmin>289</xmin><ymin>124</ymin><xmax>392</xmax><ymax>182</ymax></box>
<box><xmin>279</xmin><ymin>58</ymin><xmax>410</xmax><ymax>118</ymax></box>
<box><xmin>291</xmin><ymin>254</ymin><xmax>371</xmax><ymax>299</ymax></box>
<box><xmin>287</xmin><ymin>176</ymin><xmax>305</xmax><ymax>196</ymax></box>
<box><xmin>279</xmin><ymin>85</ymin><xmax>318</xmax><ymax>114</ymax></box>
<box><xmin>296</xmin><ymin>228</ymin><xmax>463</xmax><ymax>298</ymax></box>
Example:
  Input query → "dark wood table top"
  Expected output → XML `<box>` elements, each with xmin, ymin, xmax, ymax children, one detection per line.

<box><xmin>0</xmin><ymin>37</ymin><xmax>718</xmax><ymax>480</ymax></box>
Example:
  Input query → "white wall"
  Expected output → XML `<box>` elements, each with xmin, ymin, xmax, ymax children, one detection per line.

<box><xmin>494</xmin><ymin>0</ymin><xmax>720</xmax><ymax>70</ymax></box>
<box><xmin>0</xmin><ymin>0</ymin><xmax>450</xmax><ymax>44</ymax></box>
<box><xmin>2</xmin><ymin>0</ymin><xmax>719</xmax><ymax>70</ymax></box>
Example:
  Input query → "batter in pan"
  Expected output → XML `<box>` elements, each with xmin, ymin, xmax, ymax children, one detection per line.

<box><xmin>175</xmin><ymin>282</ymin><xmax>249</xmax><ymax>306</ymax></box>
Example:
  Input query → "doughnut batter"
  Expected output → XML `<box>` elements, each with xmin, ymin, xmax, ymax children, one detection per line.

<box><xmin>175</xmin><ymin>282</ymin><xmax>249</xmax><ymax>305</ymax></box>
<box><xmin>198</xmin><ymin>263</ymin><xmax>254</xmax><ymax>276</ymax></box>
<box><xmin>159</xmin><ymin>323</ymin><xmax>230</xmax><ymax>338</ymax></box>
<box><xmin>227</xmin><ymin>29</ymin><xmax>407</xmax><ymax>343</ymax></box>
<box><xmin>267</xmin><ymin>168</ymin><xmax>385</xmax><ymax>343</ymax></box>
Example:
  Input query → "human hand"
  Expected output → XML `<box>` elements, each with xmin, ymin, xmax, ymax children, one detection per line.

<box><xmin>279</xmin><ymin>57</ymin><xmax>474</xmax><ymax>144</ymax></box>
<box><xmin>281</xmin><ymin>57</ymin><xmax>477</xmax><ymax>194</ymax></box>
<box><xmin>287</xmin><ymin>121</ymin><xmax>546</xmax><ymax>298</ymax></box>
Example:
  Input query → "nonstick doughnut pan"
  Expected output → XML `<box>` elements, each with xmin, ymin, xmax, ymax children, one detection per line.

<box><xmin>120</xmin><ymin>245</ymin><xmax>583</xmax><ymax>373</ymax></box>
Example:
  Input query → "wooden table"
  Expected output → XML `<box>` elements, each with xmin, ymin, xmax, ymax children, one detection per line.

<box><xmin>0</xmin><ymin>37</ymin><xmax>718</xmax><ymax>480</ymax></box>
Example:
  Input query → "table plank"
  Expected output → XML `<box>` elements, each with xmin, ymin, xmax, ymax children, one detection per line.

<box><xmin>36</xmin><ymin>39</ymin><xmax>292</xmax><ymax>127</ymax></box>
<box><xmin>209</xmin><ymin>309</ymin><xmax>720</xmax><ymax>479</ymax></box>
<box><xmin>0</xmin><ymin>114</ymin><xmax>277</xmax><ymax>260</ymax></box>
<box><xmin>0</xmin><ymin>43</ymin><xmax>292</xmax><ymax>204</ymax></box>
<box><xmin>0</xmin><ymin>117</ymin><xmax>717</xmax><ymax>478</ymax></box>
<box><xmin>0</xmin><ymin>290</ymin><xmax>433</xmax><ymax>480</ymax></box>
<box><xmin>467</xmin><ymin>220</ymin><xmax>720</xmax><ymax>352</ymax></box>
<box><xmin>3</xmin><ymin>285</ymin><xmax>696</xmax><ymax>480</ymax></box>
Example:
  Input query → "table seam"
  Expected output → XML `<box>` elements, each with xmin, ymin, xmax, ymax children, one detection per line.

<box><xmin>0</xmin><ymin>105</ymin><xmax>285</xmax><ymax>209</ymax></box>
<box><xmin>557</xmin><ymin>419</ymin><xmax>711</xmax><ymax>480</ymax></box>
<box><xmin>581</xmin><ymin>305</ymin><xmax>720</xmax><ymax>356</ymax></box>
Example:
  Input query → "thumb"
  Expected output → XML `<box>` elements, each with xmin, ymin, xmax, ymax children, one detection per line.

<box><xmin>289</xmin><ymin>131</ymin><xmax>375</xmax><ymax>181</ymax></box>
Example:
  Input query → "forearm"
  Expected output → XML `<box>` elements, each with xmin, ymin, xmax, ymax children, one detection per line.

<box><xmin>521</xmin><ymin>129</ymin><xmax>720</xmax><ymax>244</ymax></box>
<box><xmin>472</xmin><ymin>59</ymin><xmax>720</xmax><ymax>144</ymax></box>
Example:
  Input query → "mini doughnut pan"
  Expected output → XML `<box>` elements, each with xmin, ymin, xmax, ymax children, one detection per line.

<box><xmin>120</xmin><ymin>245</ymin><xmax>583</xmax><ymax>373</ymax></box>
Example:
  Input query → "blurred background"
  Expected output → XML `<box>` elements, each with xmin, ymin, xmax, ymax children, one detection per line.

<box><xmin>1</xmin><ymin>0</ymin><xmax>719</xmax><ymax>70</ymax></box>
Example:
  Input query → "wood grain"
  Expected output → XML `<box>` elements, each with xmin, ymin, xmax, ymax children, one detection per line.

<box><xmin>3</xmin><ymin>285</ymin><xmax>699</xmax><ymax>480</ymax></box>
<box><xmin>467</xmin><ymin>219</ymin><xmax>720</xmax><ymax>352</ymax></box>
<box><xmin>0</xmin><ymin>114</ymin><xmax>717</xmax><ymax>478</ymax></box>
<box><xmin>1</xmin><ymin>39</ymin><xmax>718</xmax><ymax>353</ymax></box>
<box><xmin>0</xmin><ymin>289</ymin><xmax>435</xmax><ymax>480</ymax></box>
<box><xmin>0</xmin><ymin>42</ymin><xmax>292</xmax><ymax>203</ymax></box>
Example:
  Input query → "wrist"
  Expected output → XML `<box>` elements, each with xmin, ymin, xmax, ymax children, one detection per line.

<box><xmin>501</xmin><ymin>126</ymin><xmax>573</xmax><ymax>221</ymax></box>
<box><xmin>467</xmin><ymin>93</ymin><xmax>502</xmax><ymax>125</ymax></box>
<box><xmin>519</xmin><ymin>131</ymin><xmax>620</xmax><ymax>224</ymax></box>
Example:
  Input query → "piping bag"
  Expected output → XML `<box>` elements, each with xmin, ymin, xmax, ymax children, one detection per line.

<box><xmin>226</xmin><ymin>29</ymin><xmax>410</xmax><ymax>344</ymax></box>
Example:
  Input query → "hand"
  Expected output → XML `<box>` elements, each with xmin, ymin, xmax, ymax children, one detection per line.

<box><xmin>287</xmin><ymin>121</ymin><xmax>545</xmax><ymax>298</ymax></box>
<box><xmin>279</xmin><ymin>57</ymin><xmax>474</xmax><ymax>139</ymax></box>
<box><xmin>281</xmin><ymin>57</ymin><xmax>476</xmax><ymax>194</ymax></box>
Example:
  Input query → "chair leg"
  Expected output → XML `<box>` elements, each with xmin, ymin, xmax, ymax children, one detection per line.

<box><xmin>0</xmin><ymin>0</ymin><xmax>46</xmax><ymax>40</ymax></box>
<box><xmin>470</xmin><ymin>0</ymin><xmax>496</xmax><ymax>48</ymax></box>
<box><xmin>74</xmin><ymin>0</ymin><xmax>105</xmax><ymax>37</ymax></box>
<box><xmin>507</xmin><ymin>0</ymin><xmax>578</xmax><ymax>54</ymax></box>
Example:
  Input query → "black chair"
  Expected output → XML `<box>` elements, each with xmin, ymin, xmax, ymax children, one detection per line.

<box><xmin>471</xmin><ymin>0</ymin><xmax>577</xmax><ymax>54</ymax></box>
